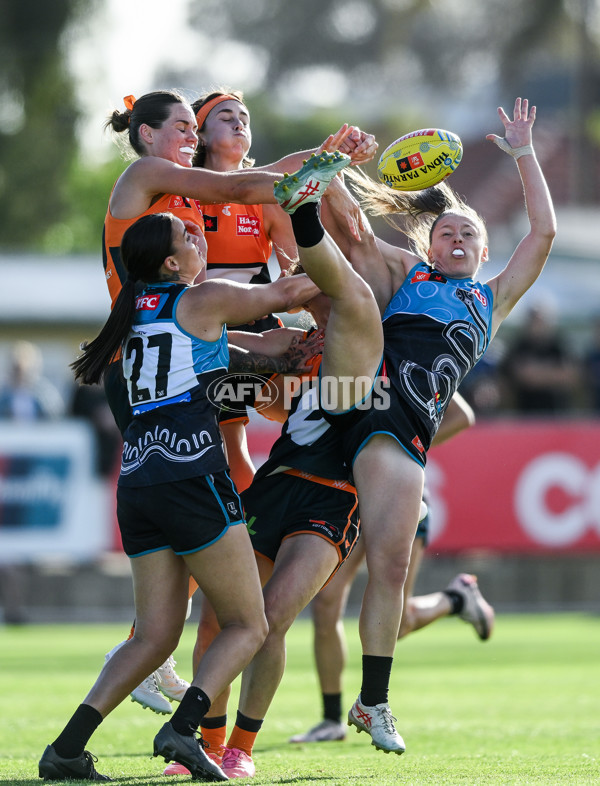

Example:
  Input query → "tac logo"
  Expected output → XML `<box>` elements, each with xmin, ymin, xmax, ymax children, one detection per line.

<box><xmin>412</xmin><ymin>435</ymin><xmax>425</xmax><ymax>453</ymax></box>
<box><xmin>135</xmin><ymin>295</ymin><xmax>160</xmax><ymax>311</ymax></box>
<box><xmin>207</xmin><ymin>374</ymin><xmax>280</xmax><ymax>414</ymax></box>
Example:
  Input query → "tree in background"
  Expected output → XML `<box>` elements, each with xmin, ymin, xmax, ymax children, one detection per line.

<box><xmin>0</xmin><ymin>0</ymin><xmax>93</xmax><ymax>251</ymax></box>
<box><xmin>178</xmin><ymin>0</ymin><xmax>600</xmax><ymax>202</ymax></box>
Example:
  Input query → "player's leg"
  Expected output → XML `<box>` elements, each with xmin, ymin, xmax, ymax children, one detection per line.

<box><xmin>223</xmin><ymin>535</ymin><xmax>340</xmax><ymax>777</ymax></box>
<box><xmin>289</xmin><ymin>539</ymin><xmax>366</xmax><ymax>743</ymax></box>
<box><xmin>348</xmin><ymin>435</ymin><xmax>424</xmax><ymax>755</ymax></box>
<box><xmin>40</xmin><ymin>549</ymin><xmax>189</xmax><ymax>782</ymax></box>
<box><xmin>275</xmin><ymin>160</ymin><xmax>383</xmax><ymax>411</ymax></box>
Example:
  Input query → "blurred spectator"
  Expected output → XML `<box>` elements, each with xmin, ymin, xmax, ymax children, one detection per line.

<box><xmin>0</xmin><ymin>340</ymin><xmax>64</xmax><ymax>420</ymax></box>
<box><xmin>582</xmin><ymin>314</ymin><xmax>600</xmax><ymax>413</ymax></box>
<box><xmin>70</xmin><ymin>382</ymin><xmax>122</xmax><ymax>479</ymax></box>
<box><xmin>0</xmin><ymin>341</ymin><xmax>65</xmax><ymax>624</ymax></box>
<box><xmin>458</xmin><ymin>338</ymin><xmax>507</xmax><ymax>417</ymax></box>
<box><xmin>499</xmin><ymin>298</ymin><xmax>580</xmax><ymax>414</ymax></box>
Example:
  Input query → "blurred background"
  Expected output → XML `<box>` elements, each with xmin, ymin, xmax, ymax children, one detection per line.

<box><xmin>1</xmin><ymin>0</ymin><xmax>599</xmax><ymax>623</ymax></box>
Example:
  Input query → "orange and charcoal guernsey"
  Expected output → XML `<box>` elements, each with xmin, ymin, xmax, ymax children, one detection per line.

<box><xmin>199</xmin><ymin>203</ymin><xmax>273</xmax><ymax>285</ymax></box>
<box><xmin>102</xmin><ymin>193</ymin><xmax>205</xmax><ymax>309</ymax></box>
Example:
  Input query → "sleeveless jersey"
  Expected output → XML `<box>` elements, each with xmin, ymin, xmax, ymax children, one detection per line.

<box><xmin>118</xmin><ymin>282</ymin><xmax>229</xmax><ymax>487</ymax></box>
<box><xmin>254</xmin><ymin>354</ymin><xmax>351</xmax><ymax>483</ymax></box>
<box><xmin>103</xmin><ymin>193</ymin><xmax>205</xmax><ymax>309</ymax></box>
<box><xmin>199</xmin><ymin>203</ymin><xmax>273</xmax><ymax>285</ymax></box>
<box><xmin>381</xmin><ymin>262</ymin><xmax>493</xmax><ymax>446</ymax></box>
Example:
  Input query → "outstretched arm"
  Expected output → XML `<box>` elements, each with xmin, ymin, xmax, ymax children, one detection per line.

<box><xmin>486</xmin><ymin>98</ymin><xmax>557</xmax><ymax>335</ymax></box>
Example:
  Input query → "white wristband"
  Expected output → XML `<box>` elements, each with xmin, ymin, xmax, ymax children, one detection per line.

<box><xmin>491</xmin><ymin>137</ymin><xmax>534</xmax><ymax>160</ymax></box>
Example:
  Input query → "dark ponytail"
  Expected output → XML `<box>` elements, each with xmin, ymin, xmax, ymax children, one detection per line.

<box><xmin>71</xmin><ymin>213</ymin><xmax>176</xmax><ymax>384</ymax></box>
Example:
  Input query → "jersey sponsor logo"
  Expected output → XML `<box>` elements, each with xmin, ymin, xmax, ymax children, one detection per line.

<box><xmin>168</xmin><ymin>195</ymin><xmax>192</xmax><ymax>209</ymax></box>
<box><xmin>222</xmin><ymin>205</ymin><xmax>231</xmax><ymax>216</ymax></box>
<box><xmin>203</xmin><ymin>214</ymin><xmax>218</xmax><ymax>231</ymax></box>
<box><xmin>236</xmin><ymin>215</ymin><xmax>260</xmax><ymax>236</ymax></box>
<box><xmin>411</xmin><ymin>270</ymin><xmax>447</xmax><ymax>284</ymax></box>
<box><xmin>309</xmin><ymin>519</ymin><xmax>341</xmax><ymax>540</ymax></box>
<box><xmin>470</xmin><ymin>287</ymin><xmax>488</xmax><ymax>307</ymax></box>
<box><xmin>412</xmin><ymin>435</ymin><xmax>425</xmax><ymax>453</ymax></box>
<box><xmin>135</xmin><ymin>295</ymin><xmax>161</xmax><ymax>311</ymax></box>
<box><xmin>396</xmin><ymin>152</ymin><xmax>424</xmax><ymax>172</ymax></box>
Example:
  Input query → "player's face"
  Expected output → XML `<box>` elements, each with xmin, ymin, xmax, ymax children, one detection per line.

<box><xmin>428</xmin><ymin>213</ymin><xmax>488</xmax><ymax>278</ymax></box>
<box><xmin>146</xmin><ymin>104</ymin><xmax>198</xmax><ymax>167</ymax></box>
<box><xmin>170</xmin><ymin>218</ymin><xmax>206</xmax><ymax>280</ymax></box>
<box><xmin>198</xmin><ymin>100</ymin><xmax>251</xmax><ymax>168</ymax></box>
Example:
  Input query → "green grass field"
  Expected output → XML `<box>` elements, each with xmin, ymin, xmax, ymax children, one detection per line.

<box><xmin>1</xmin><ymin>614</ymin><xmax>598</xmax><ymax>784</ymax></box>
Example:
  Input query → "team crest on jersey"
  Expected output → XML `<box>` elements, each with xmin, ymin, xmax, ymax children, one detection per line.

<box><xmin>203</xmin><ymin>214</ymin><xmax>218</xmax><ymax>232</ymax></box>
<box><xmin>237</xmin><ymin>215</ymin><xmax>260</xmax><ymax>236</ymax></box>
<box><xmin>135</xmin><ymin>295</ymin><xmax>160</xmax><ymax>311</ymax></box>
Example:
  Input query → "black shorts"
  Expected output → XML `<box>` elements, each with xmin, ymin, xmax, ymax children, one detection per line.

<box><xmin>328</xmin><ymin>388</ymin><xmax>430</xmax><ymax>470</ymax></box>
<box><xmin>117</xmin><ymin>471</ymin><xmax>244</xmax><ymax>558</ymax></box>
<box><xmin>241</xmin><ymin>470</ymin><xmax>359</xmax><ymax>581</ymax></box>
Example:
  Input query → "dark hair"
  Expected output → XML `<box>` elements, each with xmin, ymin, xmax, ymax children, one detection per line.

<box><xmin>191</xmin><ymin>89</ymin><xmax>255</xmax><ymax>169</ymax></box>
<box><xmin>71</xmin><ymin>213</ymin><xmax>176</xmax><ymax>384</ymax></box>
<box><xmin>105</xmin><ymin>90</ymin><xmax>190</xmax><ymax>157</ymax></box>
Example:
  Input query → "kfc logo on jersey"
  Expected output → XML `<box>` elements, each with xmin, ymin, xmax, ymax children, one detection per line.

<box><xmin>237</xmin><ymin>215</ymin><xmax>260</xmax><ymax>236</ymax></box>
<box><xmin>135</xmin><ymin>295</ymin><xmax>160</xmax><ymax>311</ymax></box>
<box><xmin>203</xmin><ymin>214</ymin><xmax>218</xmax><ymax>232</ymax></box>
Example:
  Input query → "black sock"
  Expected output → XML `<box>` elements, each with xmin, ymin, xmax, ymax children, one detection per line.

<box><xmin>170</xmin><ymin>686</ymin><xmax>211</xmax><ymax>736</ymax></box>
<box><xmin>52</xmin><ymin>704</ymin><xmax>103</xmax><ymax>759</ymax></box>
<box><xmin>360</xmin><ymin>655</ymin><xmax>393</xmax><ymax>707</ymax></box>
<box><xmin>322</xmin><ymin>692</ymin><xmax>342</xmax><ymax>723</ymax></box>
<box><xmin>201</xmin><ymin>713</ymin><xmax>227</xmax><ymax>729</ymax></box>
<box><xmin>289</xmin><ymin>202</ymin><xmax>325</xmax><ymax>248</ymax></box>
<box><xmin>443</xmin><ymin>590</ymin><xmax>464</xmax><ymax>615</ymax></box>
<box><xmin>234</xmin><ymin>710</ymin><xmax>263</xmax><ymax>734</ymax></box>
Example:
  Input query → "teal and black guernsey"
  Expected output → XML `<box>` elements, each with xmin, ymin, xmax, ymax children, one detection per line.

<box><xmin>381</xmin><ymin>262</ymin><xmax>493</xmax><ymax>449</ymax></box>
<box><xmin>118</xmin><ymin>282</ymin><xmax>229</xmax><ymax>487</ymax></box>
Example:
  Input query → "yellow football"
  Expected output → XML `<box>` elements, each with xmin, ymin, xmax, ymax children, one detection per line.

<box><xmin>377</xmin><ymin>128</ymin><xmax>463</xmax><ymax>191</ymax></box>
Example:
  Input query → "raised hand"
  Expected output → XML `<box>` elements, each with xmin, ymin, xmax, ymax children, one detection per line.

<box><xmin>319</xmin><ymin>125</ymin><xmax>378</xmax><ymax>165</ymax></box>
<box><xmin>486</xmin><ymin>97</ymin><xmax>535</xmax><ymax>157</ymax></box>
